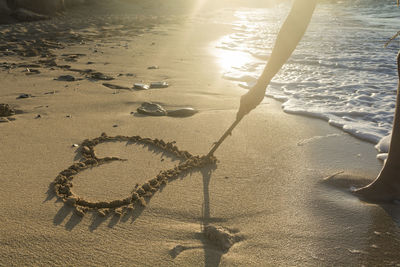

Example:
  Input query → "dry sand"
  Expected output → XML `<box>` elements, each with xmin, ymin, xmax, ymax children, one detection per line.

<box><xmin>1</xmin><ymin>0</ymin><xmax>399</xmax><ymax>266</ymax></box>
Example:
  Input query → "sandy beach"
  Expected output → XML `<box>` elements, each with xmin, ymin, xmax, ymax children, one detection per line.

<box><xmin>1</xmin><ymin>0</ymin><xmax>399</xmax><ymax>266</ymax></box>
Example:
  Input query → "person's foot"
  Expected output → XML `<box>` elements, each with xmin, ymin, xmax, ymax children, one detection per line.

<box><xmin>353</xmin><ymin>166</ymin><xmax>400</xmax><ymax>203</ymax></box>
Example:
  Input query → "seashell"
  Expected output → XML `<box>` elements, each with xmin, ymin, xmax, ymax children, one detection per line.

<box><xmin>150</xmin><ymin>81</ymin><xmax>168</xmax><ymax>88</ymax></box>
<box><xmin>97</xmin><ymin>209</ymin><xmax>106</xmax><ymax>217</ymax></box>
<box><xmin>74</xmin><ymin>207</ymin><xmax>85</xmax><ymax>217</ymax></box>
<box><xmin>114</xmin><ymin>208</ymin><xmax>123</xmax><ymax>216</ymax></box>
<box><xmin>133</xmin><ymin>83</ymin><xmax>149</xmax><ymax>90</ymax></box>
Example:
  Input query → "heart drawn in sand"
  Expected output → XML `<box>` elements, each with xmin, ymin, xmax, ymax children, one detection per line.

<box><xmin>52</xmin><ymin>133</ymin><xmax>216</xmax><ymax>217</ymax></box>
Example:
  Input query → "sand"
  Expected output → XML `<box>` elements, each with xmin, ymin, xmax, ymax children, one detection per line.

<box><xmin>1</xmin><ymin>0</ymin><xmax>399</xmax><ymax>266</ymax></box>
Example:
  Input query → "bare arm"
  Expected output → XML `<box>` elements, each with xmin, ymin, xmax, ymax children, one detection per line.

<box><xmin>237</xmin><ymin>0</ymin><xmax>317</xmax><ymax>119</ymax></box>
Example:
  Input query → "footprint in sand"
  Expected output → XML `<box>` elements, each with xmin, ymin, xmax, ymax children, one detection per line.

<box><xmin>170</xmin><ymin>226</ymin><xmax>243</xmax><ymax>257</ymax></box>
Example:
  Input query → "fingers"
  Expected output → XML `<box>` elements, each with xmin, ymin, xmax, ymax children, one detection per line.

<box><xmin>236</xmin><ymin>100</ymin><xmax>252</xmax><ymax>120</ymax></box>
<box><xmin>236</xmin><ymin>93</ymin><xmax>263</xmax><ymax>119</ymax></box>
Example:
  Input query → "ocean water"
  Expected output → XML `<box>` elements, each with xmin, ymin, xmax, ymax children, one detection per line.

<box><xmin>215</xmin><ymin>1</ymin><xmax>399</xmax><ymax>159</ymax></box>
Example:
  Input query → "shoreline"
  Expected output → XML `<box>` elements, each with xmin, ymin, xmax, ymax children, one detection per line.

<box><xmin>1</xmin><ymin>1</ymin><xmax>399</xmax><ymax>266</ymax></box>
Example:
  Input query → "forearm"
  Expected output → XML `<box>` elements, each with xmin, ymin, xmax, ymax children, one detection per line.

<box><xmin>258</xmin><ymin>0</ymin><xmax>317</xmax><ymax>86</ymax></box>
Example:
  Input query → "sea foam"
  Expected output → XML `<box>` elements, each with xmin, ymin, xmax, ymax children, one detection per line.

<box><xmin>216</xmin><ymin>2</ymin><xmax>399</xmax><ymax>159</ymax></box>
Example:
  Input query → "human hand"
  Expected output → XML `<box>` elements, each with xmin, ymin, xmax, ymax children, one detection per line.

<box><xmin>236</xmin><ymin>83</ymin><xmax>267</xmax><ymax>120</ymax></box>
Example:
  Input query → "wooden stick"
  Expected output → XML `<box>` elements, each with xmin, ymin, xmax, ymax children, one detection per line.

<box><xmin>207</xmin><ymin>118</ymin><xmax>242</xmax><ymax>157</ymax></box>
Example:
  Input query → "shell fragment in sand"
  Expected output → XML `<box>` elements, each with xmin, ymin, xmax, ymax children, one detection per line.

<box><xmin>133</xmin><ymin>83</ymin><xmax>150</xmax><ymax>90</ymax></box>
<box><xmin>150</xmin><ymin>81</ymin><xmax>168</xmax><ymax>88</ymax></box>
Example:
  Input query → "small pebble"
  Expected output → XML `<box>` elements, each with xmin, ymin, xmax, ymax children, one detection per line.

<box><xmin>102</xmin><ymin>83</ymin><xmax>130</xmax><ymax>90</ymax></box>
<box><xmin>35</xmin><ymin>114</ymin><xmax>41</xmax><ymax>118</ymax></box>
<box><xmin>17</xmin><ymin>93</ymin><xmax>31</xmax><ymax>99</ymax></box>
<box><xmin>55</xmin><ymin>75</ymin><xmax>75</xmax><ymax>82</ymax></box>
<box><xmin>89</xmin><ymin>72</ymin><xmax>114</xmax><ymax>81</ymax></box>
<box><xmin>147</xmin><ymin>65</ymin><xmax>159</xmax><ymax>69</ymax></box>
<box><xmin>72</xmin><ymin>144</ymin><xmax>79</xmax><ymax>147</ymax></box>
<box><xmin>113</xmin><ymin>125</ymin><xmax>118</xmax><ymax>128</ymax></box>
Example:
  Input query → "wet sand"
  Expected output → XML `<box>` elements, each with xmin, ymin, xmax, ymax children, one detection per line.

<box><xmin>0</xmin><ymin>0</ymin><xmax>399</xmax><ymax>266</ymax></box>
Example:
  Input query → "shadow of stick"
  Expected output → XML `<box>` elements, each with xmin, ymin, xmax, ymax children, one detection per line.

<box><xmin>200</xmin><ymin>167</ymin><xmax>223</xmax><ymax>267</ymax></box>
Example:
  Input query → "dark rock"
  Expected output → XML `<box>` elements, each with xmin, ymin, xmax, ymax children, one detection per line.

<box><xmin>102</xmin><ymin>83</ymin><xmax>130</xmax><ymax>90</ymax></box>
<box><xmin>55</xmin><ymin>75</ymin><xmax>75</xmax><ymax>81</ymax></box>
<box><xmin>147</xmin><ymin>66</ymin><xmax>159</xmax><ymax>70</ymax></box>
<box><xmin>89</xmin><ymin>72</ymin><xmax>114</xmax><ymax>81</ymax></box>
<box><xmin>137</xmin><ymin>102</ymin><xmax>167</xmax><ymax>116</ymax></box>
<box><xmin>18</xmin><ymin>64</ymin><xmax>40</xmax><ymax>68</ymax></box>
<box><xmin>17</xmin><ymin>93</ymin><xmax>31</xmax><ymax>99</ymax></box>
<box><xmin>167</xmin><ymin>108</ymin><xmax>198</xmax><ymax>118</ymax></box>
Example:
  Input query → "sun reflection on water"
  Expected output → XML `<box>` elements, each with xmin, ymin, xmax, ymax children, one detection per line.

<box><xmin>212</xmin><ymin>39</ymin><xmax>259</xmax><ymax>74</ymax></box>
